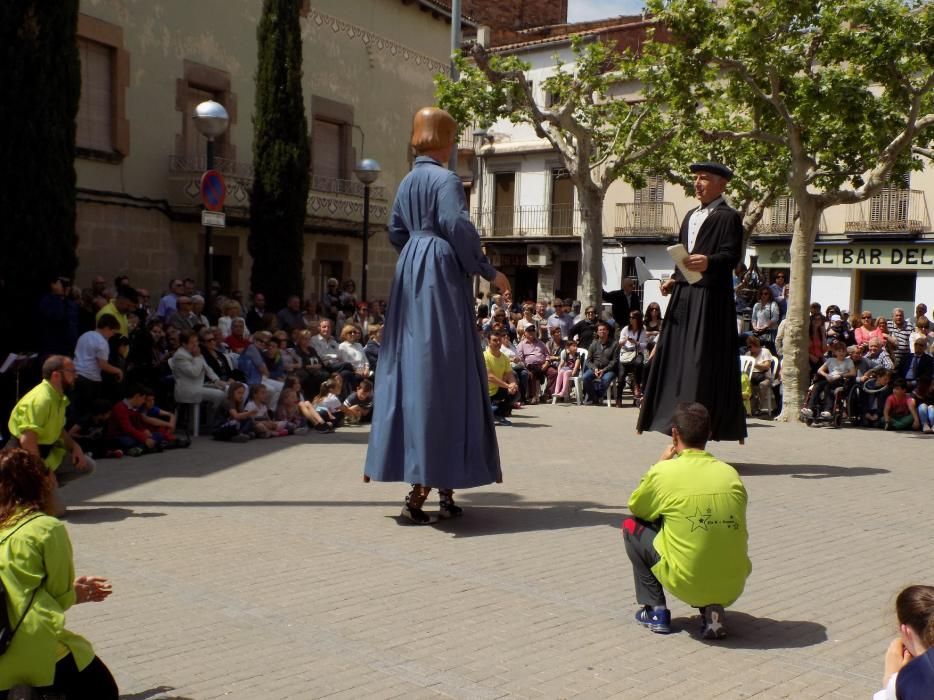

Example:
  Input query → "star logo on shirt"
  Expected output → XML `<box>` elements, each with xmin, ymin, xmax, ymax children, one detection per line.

<box><xmin>687</xmin><ymin>507</ymin><xmax>711</xmax><ymax>532</ymax></box>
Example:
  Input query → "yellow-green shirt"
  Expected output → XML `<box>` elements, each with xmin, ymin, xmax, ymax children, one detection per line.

<box><xmin>484</xmin><ymin>349</ymin><xmax>512</xmax><ymax>397</ymax></box>
<box><xmin>628</xmin><ymin>449</ymin><xmax>751</xmax><ymax>607</ymax></box>
<box><xmin>0</xmin><ymin>512</ymin><xmax>95</xmax><ymax>689</ymax></box>
<box><xmin>96</xmin><ymin>301</ymin><xmax>128</xmax><ymax>338</ymax></box>
<box><xmin>7</xmin><ymin>380</ymin><xmax>68</xmax><ymax>470</ymax></box>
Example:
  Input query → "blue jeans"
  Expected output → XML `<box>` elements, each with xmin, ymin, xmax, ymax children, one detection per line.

<box><xmin>582</xmin><ymin>368</ymin><xmax>617</xmax><ymax>403</ymax></box>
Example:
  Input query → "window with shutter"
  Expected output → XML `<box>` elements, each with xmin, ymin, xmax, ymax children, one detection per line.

<box><xmin>312</xmin><ymin>119</ymin><xmax>343</xmax><ymax>179</ymax></box>
<box><xmin>76</xmin><ymin>38</ymin><xmax>114</xmax><ymax>153</ymax></box>
<box><xmin>634</xmin><ymin>175</ymin><xmax>664</xmax><ymax>230</ymax></box>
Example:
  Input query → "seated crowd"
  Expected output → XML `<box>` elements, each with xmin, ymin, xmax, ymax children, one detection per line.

<box><xmin>19</xmin><ymin>273</ymin><xmax>383</xmax><ymax>459</ymax></box>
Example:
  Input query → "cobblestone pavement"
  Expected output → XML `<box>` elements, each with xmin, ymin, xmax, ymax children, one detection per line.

<box><xmin>60</xmin><ymin>403</ymin><xmax>922</xmax><ymax>699</ymax></box>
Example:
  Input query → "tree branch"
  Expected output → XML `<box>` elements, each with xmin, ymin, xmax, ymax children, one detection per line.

<box><xmin>700</xmin><ymin>128</ymin><xmax>786</xmax><ymax>146</ymax></box>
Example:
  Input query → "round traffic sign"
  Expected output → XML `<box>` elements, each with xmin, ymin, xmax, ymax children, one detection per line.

<box><xmin>200</xmin><ymin>169</ymin><xmax>227</xmax><ymax>211</ymax></box>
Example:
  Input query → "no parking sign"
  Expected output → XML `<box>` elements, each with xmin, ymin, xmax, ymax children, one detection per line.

<box><xmin>200</xmin><ymin>169</ymin><xmax>226</xmax><ymax>211</ymax></box>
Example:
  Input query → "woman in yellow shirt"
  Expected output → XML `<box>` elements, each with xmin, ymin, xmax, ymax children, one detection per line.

<box><xmin>0</xmin><ymin>449</ymin><xmax>116</xmax><ymax>698</ymax></box>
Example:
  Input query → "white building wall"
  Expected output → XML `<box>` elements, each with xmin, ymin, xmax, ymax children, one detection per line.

<box><xmin>810</xmin><ymin>270</ymin><xmax>853</xmax><ymax>311</ymax></box>
<box><xmin>916</xmin><ymin>272</ymin><xmax>934</xmax><ymax>309</ymax></box>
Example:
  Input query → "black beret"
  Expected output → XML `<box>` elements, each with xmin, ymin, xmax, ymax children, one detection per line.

<box><xmin>689</xmin><ymin>162</ymin><xmax>733</xmax><ymax>180</ymax></box>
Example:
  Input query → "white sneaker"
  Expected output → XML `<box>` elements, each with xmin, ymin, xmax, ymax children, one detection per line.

<box><xmin>820</xmin><ymin>411</ymin><xmax>833</xmax><ymax>419</ymax></box>
<box><xmin>800</xmin><ymin>408</ymin><xmax>813</xmax><ymax>418</ymax></box>
<box><xmin>924</xmin><ymin>425</ymin><xmax>933</xmax><ymax>434</ymax></box>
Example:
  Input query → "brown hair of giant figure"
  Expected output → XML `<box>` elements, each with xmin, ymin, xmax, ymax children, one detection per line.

<box><xmin>410</xmin><ymin>107</ymin><xmax>457</xmax><ymax>159</ymax></box>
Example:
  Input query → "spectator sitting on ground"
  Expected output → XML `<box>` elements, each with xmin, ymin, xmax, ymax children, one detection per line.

<box><xmin>140</xmin><ymin>389</ymin><xmax>188</xmax><ymax>448</ymax></box>
<box><xmin>516</xmin><ymin>324</ymin><xmax>555</xmax><ymax>402</ymax></box>
<box><xmin>105</xmin><ymin>385</ymin><xmax>164</xmax><ymax>456</ymax></box>
<box><xmin>860</xmin><ymin>369</ymin><xmax>893</xmax><ymax>427</ymax></box>
<box><xmin>622</xmin><ymin>402</ymin><xmax>751</xmax><ymax>639</ymax></box>
<box><xmin>583</xmin><ymin>321</ymin><xmax>618</xmax><ymax>405</ymax></box>
<box><xmin>0</xmin><ymin>449</ymin><xmax>118</xmax><ymax>698</ymax></box>
<box><xmin>803</xmin><ymin>341</ymin><xmax>855</xmax><ymax>420</ymax></box>
<box><xmin>244</xmin><ymin>384</ymin><xmax>289</xmax><ymax>438</ymax></box>
<box><xmin>745</xmin><ymin>336</ymin><xmax>775</xmax><ymax>417</ymax></box>
<box><xmin>211</xmin><ymin>382</ymin><xmax>253</xmax><ymax>442</ymax></box>
<box><xmin>913</xmin><ymin>377</ymin><xmax>934</xmax><ymax>434</ymax></box>
<box><xmin>224</xmin><ymin>317</ymin><xmax>251</xmax><ymax>354</ymax></box>
<box><xmin>68</xmin><ymin>399</ymin><xmax>123</xmax><ymax>459</ymax></box>
<box><xmin>276</xmin><ymin>295</ymin><xmax>305</xmax><ymax>333</ymax></box>
<box><xmin>218</xmin><ymin>300</ymin><xmax>248</xmax><ymax>339</ymax></box>
<box><xmin>875</xmin><ymin>585</ymin><xmax>934</xmax><ymax>700</ymax></box>
<box><xmin>274</xmin><ymin>385</ymin><xmax>311</xmax><ymax>435</ymax></box>
<box><xmin>884</xmin><ymin>378</ymin><xmax>920</xmax><ymax>431</ymax></box>
<box><xmin>311</xmin><ymin>378</ymin><xmax>344</xmax><ymax>429</ymax></box>
<box><xmin>342</xmin><ymin>378</ymin><xmax>374</xmax><ymax>425</ymax></box>
<box><xmin>899</xmin><ymin>337</ymin><xmax>934</xmax><ymax>390</ymax></box>
<box><xmin>484</xmin><ymin>329</ymin><xmax>518</xmax><ymax>426</ymax></box>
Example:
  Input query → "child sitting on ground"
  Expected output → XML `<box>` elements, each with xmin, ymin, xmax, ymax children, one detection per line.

<box><xmin>274</xmin><ymin>387</ymin><xmax>310</xmax><ymax>435</ymax></box>
<box><xmin>212</xmin><ymin>382</ymin><xmax>254</xmax><ymax>443</ymax></box>
<box><xmin>106</xmin><ymin>384</ymin><xmax>165</xmax><ymax>456</ymax></box>
<box><xmin>342</xmin><ymin>378</ymin><xmax>373</xmax><ymax>425</ymax></box>
<box><xmin>140</xmin><ymin>389</ymin><xmax>190</xmax><ymax>448</ymax></box>
<box><xmin>245</xmin><ymin>383</ymin><xmax>290</xmax><ymax>437</ymax></box>
<box><xmin>68</xmin><ymin>399</ymin><xmax>123</xmax><ymax>459</ymax></box>
<box><xmin>884</xmin><ymin>377</ymin><xmax>920</xmax><ymax>431</ymax></box>
<box><xmin>311</xmin><ymin>378</ymin><xmax>344</xmax><ymax>429</ymax></box>
<box><xmin>860</xmin><ymin>368</ymin><xmax>892</xmax><ymax>427</ymax></box>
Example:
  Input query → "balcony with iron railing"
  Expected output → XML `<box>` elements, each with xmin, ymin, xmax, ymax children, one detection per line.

<box><xmin>613</xmin><ymin>202</ymin><xmax>679</xmax><ymax>238</ymax></box>
<box><xmin>471</xmin><ymin>204</ymin><xmax>583</xmax><ymax>237</ymax></box>
<box><xmin>167</xmin><ymin>155</ymin><xmax>387</xmax><ymax>227</ymax></box>
<box><xmin>754</xmin><ymin>198</ymin><xmax>828</xmax><ymax>236</ymax></box>
<box><xmin>844</xmin><ymin>188</ymin><xmax>930</xmax><ymax>234</ymax></box>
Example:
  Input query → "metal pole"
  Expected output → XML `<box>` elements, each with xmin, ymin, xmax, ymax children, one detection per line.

<box><xmin>449</xmin><ymin>0</ymin><xmax>462</xmax><ymax>173</ymax></box>
<box><xmin>204</xmin><ymin>138</ymin><xmax>215</xmax><ymax>292</ymax></box>
<box><xmin>362</xmin><ymin>183</ymin><xmax>370</xmax><ymax>304</ymax></box>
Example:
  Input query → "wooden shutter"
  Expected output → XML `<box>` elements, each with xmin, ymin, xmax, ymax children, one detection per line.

<box><xmin>76</xmin><ymin>38</ymin><xmax>113</xmax><ymax>151</ymax></box>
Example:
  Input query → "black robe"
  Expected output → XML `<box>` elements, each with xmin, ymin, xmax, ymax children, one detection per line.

<box><xmin>637</xmin><ymin>199</ymin><xmax>747</xmax><ymax>441</ymax></box>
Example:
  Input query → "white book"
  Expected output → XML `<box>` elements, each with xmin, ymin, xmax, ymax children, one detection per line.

<box><xmin>666</xmin><ymin>244</ymin><xmax>702</xmax><ymax>285</ymax></box>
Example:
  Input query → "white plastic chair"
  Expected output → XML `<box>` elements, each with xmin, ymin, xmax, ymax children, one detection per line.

<box><xmin>739</xmin><ymin>355</ymin><xmax>755</xmax><ymax>378</ymax></box>
<box><xmin>569</xmin><ymin>348</ymin><xmax>589</xmax><ymax>405</ymax></box>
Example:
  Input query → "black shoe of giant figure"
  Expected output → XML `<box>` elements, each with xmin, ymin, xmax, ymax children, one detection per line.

<box><xmin>401</xmin><ymin>504</ymin><xmax>432</xmax><ymax>524</ymax></box>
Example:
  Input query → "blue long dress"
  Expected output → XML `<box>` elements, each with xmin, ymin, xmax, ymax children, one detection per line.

<box><xmin>363</xmin><ymin>156</ymin><xmax>502</xmax><ymax>489</ymax></box>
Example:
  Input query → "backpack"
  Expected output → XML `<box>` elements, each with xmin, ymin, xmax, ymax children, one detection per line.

<box><xmin>0</xmin><ymin>514</ymin><xmax>44</xmax><ymax>655</ymax></box>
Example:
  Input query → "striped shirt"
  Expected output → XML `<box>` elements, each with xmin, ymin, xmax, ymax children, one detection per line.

<box><xmin>887</xmin><ymin>319</ymin><xmax>914</xmax><ymax>367</ymax></box>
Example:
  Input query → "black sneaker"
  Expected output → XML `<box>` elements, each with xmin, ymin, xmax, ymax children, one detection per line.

<box><xmin>494</xmin><ymin>416</ymin><xmax>513</xmax><ymax>426</ymax></box>
<box><xmin>439</xmin><ymin>501</ymin><xmax>463</xmax><ymax>519</ymax></box>
<box><xmin>400</xmin><ymin>504</ymin><xmax>432</xmax><ymax>524</ymax></box>
<box><xmin>700</xmin><ymin>604</ymin><xmax>727</xmax><ymax>639</ymax></box>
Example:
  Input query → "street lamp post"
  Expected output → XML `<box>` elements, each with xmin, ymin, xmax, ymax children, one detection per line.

<box><xmin>354</xmin><ymin>159</ymin><xmax>381</xmax><ymax>304</ymax></box>
<box><xmin>192</xmin><ymin>100</ymin><xmax>229</xmax><ymax>292</ymax></box>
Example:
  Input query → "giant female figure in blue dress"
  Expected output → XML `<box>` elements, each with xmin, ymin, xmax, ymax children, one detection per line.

<box><xmin>363</xmin><ymin>107</ymin><xmax>511</xmax><ymax>524</ymax></box>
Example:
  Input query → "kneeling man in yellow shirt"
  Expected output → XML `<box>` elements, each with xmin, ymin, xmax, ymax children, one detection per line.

<box><xmin>623</xmin><ymin>402</ymin><xmax>751</xmax><ymax>638</ymax></box>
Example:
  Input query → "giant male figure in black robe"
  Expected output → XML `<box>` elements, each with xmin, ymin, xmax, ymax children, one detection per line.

<box><xmin>637</xmin><ymin>163</ymin><xmax>747</xmax><ymax>442</ymax></box>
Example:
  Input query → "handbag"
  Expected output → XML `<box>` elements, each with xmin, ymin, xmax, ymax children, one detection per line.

<box><xmin>0</xmin><ymin>514</ymin><xmax>45</xmax><ymax>655</ymax></box>
<box><xmin>619</xmin><ymin>349</ymin><xmax>638</xmax><ymax>364</ymax></box>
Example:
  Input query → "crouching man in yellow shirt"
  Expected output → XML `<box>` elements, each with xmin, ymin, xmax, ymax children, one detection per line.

<box><xmin>623</xmin><ymin>402</ymin><xmax>751</xmax><ymax>638</ymax></box>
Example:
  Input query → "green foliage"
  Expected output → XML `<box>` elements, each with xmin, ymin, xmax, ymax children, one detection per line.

<box><xmin>0</xmin><ymin>0</ymin><xmax>80</xmax><ymax>350</ymax></box>
<box><xmin>645</xmin><ymin>0</ymin><xmax>934</xmax><ymax>195</ymax></box>
<box><xmin>248</xmin><ymin>0</ymin><xmax>310</xmax><ymax>309</ymax></box>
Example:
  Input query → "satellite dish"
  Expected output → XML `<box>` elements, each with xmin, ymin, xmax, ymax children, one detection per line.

<box><xmin>634</xmin><ymin>257</ymin><xmax>656</xmax><ymax>285</ymax></box>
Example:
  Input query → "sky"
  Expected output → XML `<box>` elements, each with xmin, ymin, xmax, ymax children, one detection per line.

<box><xmin>567</xmin><ymin>0</ymin><xmax>646</xmax><ymax>22</ymax></box>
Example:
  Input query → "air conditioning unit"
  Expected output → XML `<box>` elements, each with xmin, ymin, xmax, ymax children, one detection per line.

<box><xmin>527</xmin><ymin>244</ymin><xmax>552</xmax><ymax>267</ymax></box>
